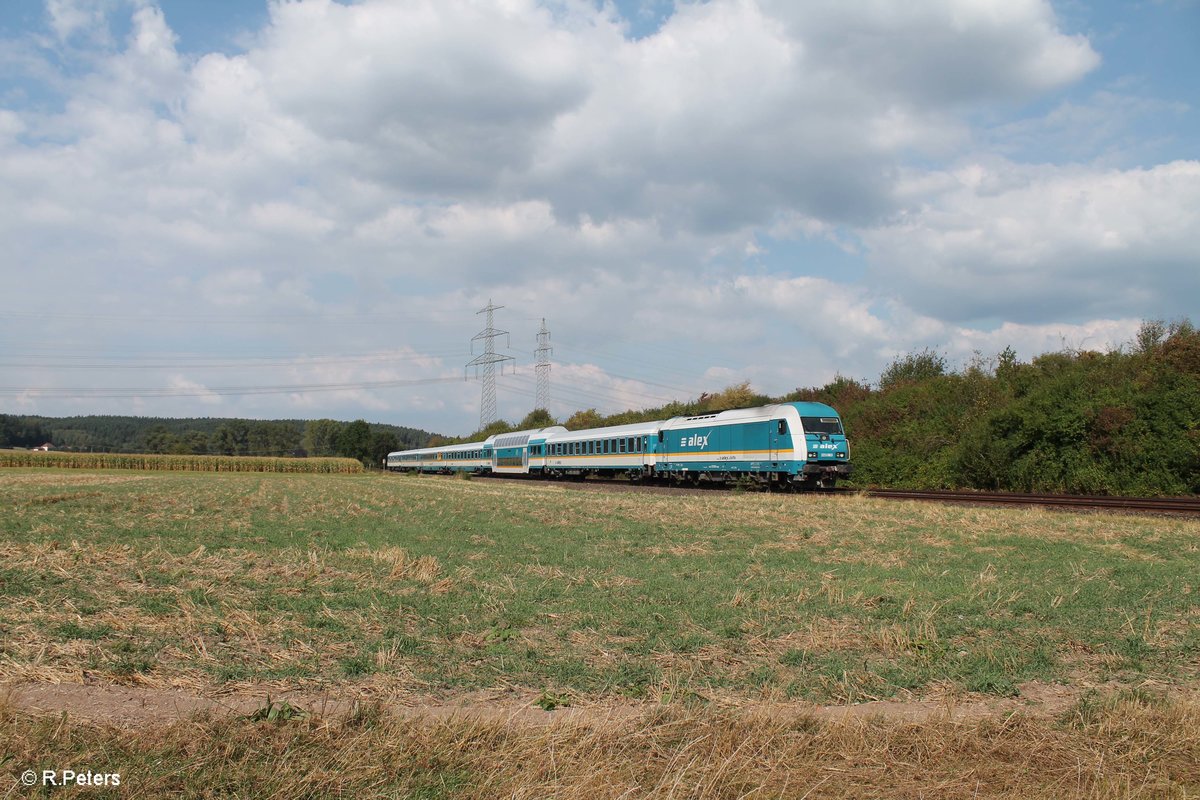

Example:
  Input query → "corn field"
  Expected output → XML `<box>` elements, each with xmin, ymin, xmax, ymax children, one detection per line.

<box><xmin>0</xmin><ymin>450</ymin><xmax>364</xmax><ymax>473</ymax></box>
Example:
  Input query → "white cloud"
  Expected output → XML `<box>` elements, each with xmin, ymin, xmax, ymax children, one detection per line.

<box><xmin>863</xmin><ymin>160</ymin><xmax>1200</xmax><ymax>323</ymax></box>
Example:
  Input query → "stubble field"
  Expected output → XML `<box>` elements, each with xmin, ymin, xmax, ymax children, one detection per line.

<box><xmin>1</xmin><ymin>467</ymin><xmax>1198</xmax><ymax>798</ymax></box>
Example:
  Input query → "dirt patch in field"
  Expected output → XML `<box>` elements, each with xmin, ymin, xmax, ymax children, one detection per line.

<box><xmin>7</xmin><ymin>678</ymin><xmax>1187</xmax><ymax>729</ymax></box>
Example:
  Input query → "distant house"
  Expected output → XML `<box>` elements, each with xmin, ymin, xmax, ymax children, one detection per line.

<box><xmin>33</xmin><ymin>442</ymin><xmax>54</xmax><ymax>451</ymax></box>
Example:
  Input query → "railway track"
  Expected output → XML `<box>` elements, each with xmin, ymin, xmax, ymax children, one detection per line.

<box><xmin>859</xmin><ymin>488</ymin><xmax>1200</xmax><ymax>516</ymax></box>
<box><xmin>463</xmin><ymin>474</ymin><xmax>1200</xmax><ymax>517</ymax></box>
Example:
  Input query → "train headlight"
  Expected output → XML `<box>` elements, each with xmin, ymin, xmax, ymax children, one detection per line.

<box><xmin>807</xmin><ymin>451</ymin><xmax>817</xmax><ymax>459</ymax></box>
<box><xmin>837</xmin><ymin>452</ymin><xmax>846</xmax><ymax>458</ymax></box>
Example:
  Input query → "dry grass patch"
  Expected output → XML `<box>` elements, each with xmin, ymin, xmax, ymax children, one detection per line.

<box><xmin>3</xmin><ymin>692</ymin><xmax>1199</xmax><ymax>798</ymax></box>
<box><xmin>349</xmin><ymin>546</ymin><xmax>443</xmax><ymax>583</ymax></box>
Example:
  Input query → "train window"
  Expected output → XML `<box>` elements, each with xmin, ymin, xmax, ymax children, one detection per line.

<box><xmin>588</xmin><ymin>441</ymin><xmax>594</xmax><ymax>454</ymax></box>
<box><xmin>801</xmin><ymin>416</ymin><xmax>844</xmax><ymax>435</ymax></box>
<box><xmin>618</xmin><ymin>439</ymin><xmax>626</xmax><ymax>453</ymax></box>
<box><xmin>635</xmin><ymin>437</ymin><xmax>641</xmax><ymax>452</ymax></box>
<box><xmin>627</xmin><ymin>437</ymin><xmax>634</xmax><ymax>452</ymax></box>
<box><xmin>778</xmin><ymin>420</ymin><xmax>788</xmax><ymax>435</ymax></box>
<box><xmin>658</xmin><ymin>431</ymin><xmax>664</xmax><ymax>443</ymax></box>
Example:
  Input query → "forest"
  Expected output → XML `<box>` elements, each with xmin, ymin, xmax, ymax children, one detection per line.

<box><xmin>0</xmin><ymin>414</ymin><xmax>431</xmax><ymax>468</ymax></box>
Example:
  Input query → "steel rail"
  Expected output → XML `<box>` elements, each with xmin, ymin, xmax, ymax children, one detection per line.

<box><xmin>860</xmin><ymin>488</ymin><xmax>1200</xmax><ymax>515</ymax></box>
<box><xmin>452</xmin><ymin>474</ymin><xmax>1200</xmax><ymax>516</ymax></box>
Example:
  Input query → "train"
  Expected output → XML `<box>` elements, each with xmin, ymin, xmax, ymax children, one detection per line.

<box><xmin>386</xmin><ymin>401</ymin><xmax>851</xmax><ymax>489</ymax></box>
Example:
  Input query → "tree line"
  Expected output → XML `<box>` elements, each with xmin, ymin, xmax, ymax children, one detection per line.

<box><xmin>448</xmin><ymin>319</ymin><xmax>1200</xmax><ymax>496</ymax></box>
<box><xmin>0</xmin><ymin>415</ymin><xmax>433</xmax><ymax>468</ymax></box>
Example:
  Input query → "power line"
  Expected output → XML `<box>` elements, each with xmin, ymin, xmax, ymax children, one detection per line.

<box><xmin>0</xmin><ymin>376</ymin><xmax>465</xmax><ymax>399</ymax></box>
<box><xmin>0</xmin><ymin>310</ymin><xmax>465</xmax><ymax>325</ymax></box>
<box><xmin>0</xmin><ymin>350</ymin><xmax>470</xmax><ymax>370</ymax></box>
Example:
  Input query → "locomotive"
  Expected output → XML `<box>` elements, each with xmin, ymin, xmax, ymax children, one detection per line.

<box><xmin>386</xmin><ymin>401</ymin><xmax>850</xmax><ymax>489</ymax></box>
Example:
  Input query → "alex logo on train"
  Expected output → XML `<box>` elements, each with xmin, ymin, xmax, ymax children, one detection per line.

<box><xmin>681</xmin><ymin>433</ymin><xmax>711</xmax><ymax>448</ymax></box>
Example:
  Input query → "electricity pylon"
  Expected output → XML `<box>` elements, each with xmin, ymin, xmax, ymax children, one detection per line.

<box><xmin>534</xmin><ymin>318</ymin><xmax>552</xmax><ymax>413</ymax></box>
<box><xmin>465</xmin><ymin>300</ymin><xmax>514</xmax><ymax>430</ymax></box>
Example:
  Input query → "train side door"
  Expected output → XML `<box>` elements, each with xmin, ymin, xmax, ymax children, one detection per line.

<box><xmin>770</xmin><ymin>419</ymin><xmax>788</xmax><ymax>463</ymax></box>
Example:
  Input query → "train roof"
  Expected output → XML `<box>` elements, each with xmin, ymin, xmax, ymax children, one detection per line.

<box><xmin>546</xmin><ymin>420</ymin><xmax>661</xmax><ymax>442</ymax></box>
<box><xmin>786</xmin><ymin>401</ymin><xmax>841</xmax><ymax>417</ymax></box>
<box><xmin>386</xmin><ymin>441</ymin><xmax>485</xmax><ymax>458</ymax></box>
<box><xmin>488</xmin><ymin>426</ymin><xmax>567</xmax><ymax>448</ymax></box>
<box><xmin>660</xmin><ymin>402</ymin><xmax>841</xmax><ymax>428</ymax></box>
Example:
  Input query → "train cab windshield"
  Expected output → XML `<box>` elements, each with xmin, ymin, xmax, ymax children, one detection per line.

<box><xmin>801</xmin><ymin>416</ymin><xmax>844</xmax><ymax>436</ymax></box>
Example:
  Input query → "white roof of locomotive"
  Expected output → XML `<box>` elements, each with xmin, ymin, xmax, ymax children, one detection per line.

<box><xmin>662</xmin><ymin>403</ymin><xmax>793</xmax><ymax>429</ymax></box>
<box><xmin>545</xmin><ymin>420</ymin><xmax>661</xmax><ymax>443</ymax></box>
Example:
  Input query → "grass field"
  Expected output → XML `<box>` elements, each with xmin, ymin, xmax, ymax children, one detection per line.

<box><xmin>2</xmin><ymin>468</ymin><xmax>1198</xmax><ymax>797</ymax></box>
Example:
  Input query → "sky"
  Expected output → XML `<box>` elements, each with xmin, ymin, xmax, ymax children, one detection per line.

<box><xmin>1</xmin><ymin>0</ymin><xmax>1197</xmax><ymax>436</ymax></box>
